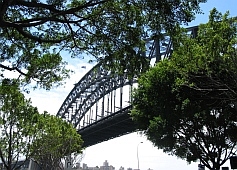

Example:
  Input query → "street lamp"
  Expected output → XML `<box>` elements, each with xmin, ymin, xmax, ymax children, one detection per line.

<box><xmin>137</xmin><ymin>142</ymin><xmax>143</xmax><ymax>170</ymax></box>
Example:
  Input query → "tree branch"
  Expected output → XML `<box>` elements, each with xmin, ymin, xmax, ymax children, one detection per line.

<box><xmin>0</xmin><ymin>63</ymin><xmax>27</xmax><ymax>76</ymax></box>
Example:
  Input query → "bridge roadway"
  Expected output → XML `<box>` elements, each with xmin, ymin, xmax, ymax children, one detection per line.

<box><xmin>56</xmin><ymin>26</ymin><xmax>198</xmax><ymax>148</ymax></box>
<box><xmin>78</xmin><ymin>106</ymin><xmax>137</xmax><ymax>147</ymax></box>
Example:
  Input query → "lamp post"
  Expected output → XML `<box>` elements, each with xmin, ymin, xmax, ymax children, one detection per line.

<box><xmin>137</xmin><ymin>142</ymin><xmax>143</xmax><ymax>170</ymax></box>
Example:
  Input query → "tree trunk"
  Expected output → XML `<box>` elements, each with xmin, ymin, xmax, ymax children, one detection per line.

<box><xmin>210</xmin><ymin>163</ymin><xmax>220</xmax><ymax>170</ymax></box>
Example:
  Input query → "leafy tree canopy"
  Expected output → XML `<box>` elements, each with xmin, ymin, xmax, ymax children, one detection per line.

<box><xmin>0</xmin><ymin>79</ymin><xmax>39</xmax><ymax>170</ymax></box>
<box><xmin>0</xmin><ymin>0</ymin><xmax>206</xmax><ymax>89</ymax></box>
<box><xmin>30</xmin><ymin>113</ymin><xmax>83</xmax><ymax>170</ymax></box>
<box><xmin>0</xmin><ymin>79</ymin><xmax>83</xmax><ymax>170</ymax></box>
<box><xmin>131</xmin><ymin>9</ymin><xmax>237</xmax><ymax>170</ymax></box>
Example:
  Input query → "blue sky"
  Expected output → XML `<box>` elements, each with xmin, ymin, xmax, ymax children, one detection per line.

<box><xmin>190</xmin><ymin>0</ymin><xmax>237</xmax><ymax>26</ymax></box>
<box><xmin>28</xmin><ymin>1</ymin><xmax>237</xmax><ymax>170</ymax></box>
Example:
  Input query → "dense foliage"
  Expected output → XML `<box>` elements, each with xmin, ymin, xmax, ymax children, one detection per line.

<box><xmin>30</xmin><ymin>113</ymin><xmax>83</xmax><ymax>170</ymax></box>
<box><xmin>0</xmin><ymin>0</ymin><xmax>207</xmax><ymax>88</ymax></box>
<box><xmin>132</xmin><ymin>9</ymin><xmax>237</xmax><ymax>170</ymax></box>
<box><xmin>0</xmin><ymin>80</ymin><xmax>83</xmax><ymax>170</ymax></box>
<box><xmin>0</xmin><ymin>0</ymin><xmax>210</xmax><ymax>169</ymax></box>
<box><xmin>0</xmin><ymin>79</ymin><xmax>39</xmax><ymax>170</ymax></box>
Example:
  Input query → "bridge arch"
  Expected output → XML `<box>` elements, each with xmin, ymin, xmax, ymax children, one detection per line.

<box><xmin>57</xmin><ymin>62</ymin><xmax>136</xmax><ymax>131</ymax></box>
<box><xmin>56</xmin><ymin>26</ymin><xmax>198</xmax><ymax>147</ymax></box>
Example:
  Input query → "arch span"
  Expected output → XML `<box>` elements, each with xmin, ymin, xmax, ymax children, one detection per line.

<box><xmin>56</xmin><ymin>26</ymin><xmax>198</xmax><ymax>147</ymax></box>
<box><xmin>57</xmin><ymin>62</ymin><xmax>136</xmax><ymax>131</ymax></box>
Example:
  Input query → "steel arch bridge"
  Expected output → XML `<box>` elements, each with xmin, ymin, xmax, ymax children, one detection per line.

<box><xmin>56</xmin><ymin>26</ymin><xmax>198</xmax><ymax>147</ymax></box>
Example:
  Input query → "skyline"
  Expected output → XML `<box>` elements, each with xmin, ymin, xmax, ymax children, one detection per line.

<box><xmin>26</xmin><ymin>1</ymin><xmax>237</xmax><ymax>170</ymax></box>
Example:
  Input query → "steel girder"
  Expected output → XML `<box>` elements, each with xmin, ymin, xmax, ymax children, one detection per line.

<box><xmin>56</xmin><ymin>62</ymin><xmax>135</xmax><ymax>130</ymax></box>
<box><xmin>56</xmin><ymin>25</ymin><xmax>198</xmax><ymax>135</ymax></box>
<box><xmin>78</xmin><ymin>106</ymin><xmax>138</xmax><ymax>147</ymax></box>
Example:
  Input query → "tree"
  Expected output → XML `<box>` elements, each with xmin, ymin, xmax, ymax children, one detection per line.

<box><xmin>131</xmin><ymin>9</ymin><xmax>237</xmax><ymax>170</ymax></box>
<box><xmin>0</xmin><ymin>79</ymin><xmax>83</xmax><ymax>170</ymax></box>
<box><xmin>0</xmin><ymin>79</ymin><xmax>40</xmax><ymax>170</ymax></box>
<box><xmin>0</xmin><ymin>0</ymin><xmax>207</xmax><ymax>88</ymax></box>
<box><xmin>30</xmin><ymin>113</ymin><xmax>83</xmax><ymax>170</ymax></box>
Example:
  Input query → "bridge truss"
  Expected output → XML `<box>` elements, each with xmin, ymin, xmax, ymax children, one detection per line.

<box><xmin>56</xmin><ymin>26</ymin><xmax>198</xmax><ymax>147</ymax></box>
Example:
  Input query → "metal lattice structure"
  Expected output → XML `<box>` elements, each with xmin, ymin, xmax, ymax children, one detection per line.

<box><xmin>57</xmin><ymin>61</ymin><xmax>138</xmax><ymax>147</ymax></box>
<box><xmin>57</xmin><ymin>62</ymin><xmax>135</xmax><ymax>128</ymax></box>
<box><xmin>57</xmin><ymin>26</ymin><xmax>198</xmax><ymax>147</ymax></box>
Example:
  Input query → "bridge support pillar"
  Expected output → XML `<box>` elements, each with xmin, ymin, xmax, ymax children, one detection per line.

<box><xmin>155</xmin><ymin>37</ymin><xmax>161</xmax><ymax>63</ymax></box>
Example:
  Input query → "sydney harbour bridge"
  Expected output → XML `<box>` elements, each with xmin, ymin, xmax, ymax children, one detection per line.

<box><xmin>56</xmin><ymin>26</ymin><xmax>198</xmax><ymax>147</ymax></box>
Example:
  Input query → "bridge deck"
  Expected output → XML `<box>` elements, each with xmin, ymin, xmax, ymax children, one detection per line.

<box><xmin>78</xmin><ymin>106</ymin><xmax>138</xmax><ymax>147</ymax></box>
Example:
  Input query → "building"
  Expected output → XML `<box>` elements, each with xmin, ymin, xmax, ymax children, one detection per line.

<box><xmin>100</xmin><ymin>160</ymin><xmax>115</xmax><ymax>170</ymax></box>
<box><xmin>119</xmin><ymin>167</ymin><xmax>124</xmax><ymax>170</ymax></box>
